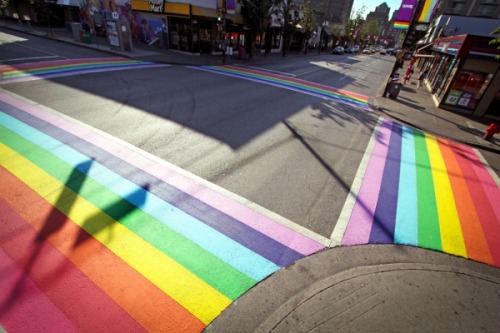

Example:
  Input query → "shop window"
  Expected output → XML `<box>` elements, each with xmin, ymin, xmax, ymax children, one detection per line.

<box><xmin>444</xmin><ymin>71</ymin><xmax>493</xmax><ymax>110</ymax></box>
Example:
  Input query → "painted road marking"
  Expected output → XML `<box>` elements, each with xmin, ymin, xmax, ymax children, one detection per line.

<box><xmin>0</xmin><ymin>57</ymin><xmax>168</xmax><ymax>84</ymax></box>
<box><xmin>0</xmin><ymin>91</ymin><xmax>326</xmax><ymax>332</ymax></box>
<box><xmin>333</xmin><ymin>117</ymin><xmax>500</xmax><ymax>267</ymax></box>
<box><xmin>191</xmin><ymin>65</ymin><xmax>371</xmax><ymax>110</ymax></box>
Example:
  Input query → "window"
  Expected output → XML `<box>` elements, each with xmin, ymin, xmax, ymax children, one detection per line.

<box><xmin>476</xmin><ymin>4</ymin><xmax>497</xmax><ymax>16</ymax></box>
<box><xmin>444</xmin><ymin>71</ymin><xmax>493</xmax><ymax>110</ymax></box>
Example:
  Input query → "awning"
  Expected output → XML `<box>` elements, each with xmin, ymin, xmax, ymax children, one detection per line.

<box><xmin>57</xmin><ymin>0</ymin><xmax>80</xmax><ymax>6</ymax></box>
<box><xmin>417</xmin><ymin>43</ymin><xmax>433</xmax><ymax>52</ymax></box>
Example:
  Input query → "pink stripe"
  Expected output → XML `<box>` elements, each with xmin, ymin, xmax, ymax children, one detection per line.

<box><xmin>0</xmin><ymin>57</ymin><xmax>132</xmax><ymax>71</ymax></box>
<box><xmin>0</xmin><ymin>92</ymin><xmax>324</xmax><ymax>255</ymax></box>
<box><xmin>341</xmin><ymin>119</ymin><xmax>393</xmax><ymax>245</ymax></box>
<box><xmin>0</xmin><ymin>247</ymin><xmax>79</xmax><ymax>332</ymax></box>
<box><xmin>0</xmin><ymin>200</ymin><xmax>145</xmax><ymax>332</ymax></box>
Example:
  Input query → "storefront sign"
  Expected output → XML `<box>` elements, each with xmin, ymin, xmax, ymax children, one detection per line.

<box><xmin>457</xmin><ymin>92</ymin><xmax>473</xmax><ymax>108</ymax></box>
<box><xmin>444</xmin><ymin>90</ymin><xmax>462</xmax><ymax>106</ymax></box>
<box><xmin>106</xmin><ymin>21</ymin><xmax>120</xmax><ymax>47</ymax></box>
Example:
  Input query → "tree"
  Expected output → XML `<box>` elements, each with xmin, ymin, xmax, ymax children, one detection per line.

<box><xmin>276</xmin><ymin>0</ymin><xmax>296</xmax><ymax>57</ymax></box>
<box><xmin>241</xmin><ymin>0</ymin><xmax>275</xmax><ymax>59</ymax></box>
<box><xmin>300</xmin><ymin>0</ymin><xmax>316</xmax><ymax>54</ymax></box>
<box><xmin>489</xmin><ymin>26</ymin><xmax>500</xmax><ymax>59</ymax></box>
<box><xmin>344</xmin><ymin>6</ymin><xmax>365</xmax><ymax>46</ymax></box>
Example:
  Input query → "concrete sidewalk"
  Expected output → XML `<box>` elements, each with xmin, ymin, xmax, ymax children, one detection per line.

<box><xmin>2</xmin><ymin>22</ymin><xmax>500</xmax><ymax>333</ymax></box>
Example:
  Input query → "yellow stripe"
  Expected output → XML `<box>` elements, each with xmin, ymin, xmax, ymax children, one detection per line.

<box><xmin>424</xmin><ymin>135</ymin><xmax>467</xmax><ymax>257</ymax></box>
<box><xmin>0</xmin><ymin>143</ymin><xmax>231</xmax><ymax>324</ymax></box>
<box><xmin>418</xmin><ymin>0</ymin><xmax>430</xmax><ymax>21</ymax></box>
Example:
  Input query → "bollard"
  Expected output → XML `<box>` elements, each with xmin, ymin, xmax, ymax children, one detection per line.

<box><xmin>483</xmin><ymin>122</ymin><xmax>500</xmax><ymax>141</ymax></box>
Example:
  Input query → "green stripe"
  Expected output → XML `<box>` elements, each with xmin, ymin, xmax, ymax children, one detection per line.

<box><xmin>0</xmin><ymin>126</ymin><xmax>256</xmax><ymax>299</ymax></box>
<box><xmin>413</xmin><ymin>130</ymin><xmax>442</xmax><ymax>251</ymax></box>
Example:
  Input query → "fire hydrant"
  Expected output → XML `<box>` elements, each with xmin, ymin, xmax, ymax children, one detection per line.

<box><xmin>483</xmin><ymin>122</ymin><xmax>500</xmax><ymax>141</ymax></box>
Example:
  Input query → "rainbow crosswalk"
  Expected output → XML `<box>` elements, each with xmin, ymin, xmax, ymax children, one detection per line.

<box><xmin>0</xmin><ymin>91</ymin><xmax>325</xmax><ymax>332</ymax></box>
<box><xmin>334</xmin><ymin>118</ymin><xmax>500</xmax><ymax>267</ymax></box>
<box><xmin>0</xmin><ymin>57</ymin><xmax>168</xmax><ymax>84</ymax></box>
<box><xmin>193</xmin><ymin>65</ymin><xmax>371</xmax><ymax>110</ymax></box>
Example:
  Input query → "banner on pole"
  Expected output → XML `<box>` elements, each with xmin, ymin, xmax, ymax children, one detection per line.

<box><xmin>393</xmin><ymin>0</ymin><xmax>418</xmax><ymax>30</ymax></box>
<box><xmin>417</xmin><ymin>0</ymin><xmax>440</xmax><ymax>23</ymax></box>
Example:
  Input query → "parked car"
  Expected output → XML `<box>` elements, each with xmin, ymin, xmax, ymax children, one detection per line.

<box><xmin>332</xmin><ymin>46</ymin><xmax>345</xmax><ymax>55</ymax></box>
<box><xmin>379</xmin><ymin>49</ymin><xmax>387</xmax><ymax>55</ymax></box>
<box><xmin>345</xmin><ymin>47</ymin><xmax>355</xmax><ymax>53</ymax></box>
<box><xmin>352</xmin><ymin>45</ymin><xmax>360</xmax><ymax>53</ymax></box>
<box><xmin>362</xmin><ymin>48</ymin><xmax>373</xmax><ymax>54</ymax></box>
<box><xmin>386</xmin><ymin>48</ymin><xmax>397</xmax><ymax>56</ymax></box>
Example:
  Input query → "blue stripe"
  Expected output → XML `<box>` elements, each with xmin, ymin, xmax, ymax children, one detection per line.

<box><xmin>0</xmin><ymin>103</ymin><xmax>305</xmax><ymax>267</ymax></box>
<box><xmin>0</xmin><ymin>112</ymin><xmax>280</xmax><ymax>280</ymax></box>
<box><xmin>394</xmin><ymin>125</ymin><xmax>418</xmax><ymax>245</ymax></box>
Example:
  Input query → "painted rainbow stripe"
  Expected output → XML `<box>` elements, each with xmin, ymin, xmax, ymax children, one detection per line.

<box><xmin>0</xmin><ymin>91</ymin><xmax>325</xmax><ymax>332</ymax></box>
<box><xmin>0</xmin><ymin>57</ymin><xmax>168</xmax><ymax>84</ymax></box>
<box><xmin>394</xmin><ymin>21</ymin><xmax>410</xmax><ymax>30</ymax></box>
<box><xmin>337</xmin><ymin>118</ymin><xmax>500</xmax><ymax>267</ymax></box>
<box><xmin>193</xmin><ymin>65</ymin><xmax>371</xmax><ymax>110</ymax></box>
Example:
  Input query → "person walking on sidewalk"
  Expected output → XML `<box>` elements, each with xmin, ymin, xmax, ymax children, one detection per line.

<box><xmin>417</xmin><ymin>69</ymin><xmax>429</xmax><ymax>88</ymax></box>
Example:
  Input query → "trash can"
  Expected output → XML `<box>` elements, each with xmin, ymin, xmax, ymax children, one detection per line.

<box><xmin>388</xmin><ymin>81</ymin><xmax>402</xmax><ymax>99</ymax></box>
<box><xmin>70</xmin><ymin>22</ymin><xmax>82</xmax><ymax>42</ymax></box>
<box><xmin>83</xmin><ymin>30</ymin><xmax>91</xmax><ymax>44</ymax></box>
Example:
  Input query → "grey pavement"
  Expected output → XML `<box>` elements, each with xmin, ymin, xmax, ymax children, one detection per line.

<box><xmin>2</xmin><ymin>22</ymin><xmax>500</xmax><ymax>332</ymax></box>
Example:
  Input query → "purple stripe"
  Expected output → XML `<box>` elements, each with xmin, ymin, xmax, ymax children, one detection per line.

<box><xmin>0</xmin><ymin>93</ymin><xmax>324</xmax><ymax>258</ymax></box>
<box><xmin>342</xmin><ymin>118</ymin><xmax>393</xmax><ymax>245</ymax></box>
<box><xmin>369</xmin><ymin>122</ymin><xmax>402</xmax><ymax>243</ymax></box>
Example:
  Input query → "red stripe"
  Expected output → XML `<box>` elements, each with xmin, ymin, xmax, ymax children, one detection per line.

<box><xmin>0</xmin><ymin>200</ymin><xmax>145</xmax><ymax>332</ymax></box>
<box><xmin>0</xmin><ymin>244</ymin><xmax>79</xmax><ymax>332</ymax></box>
<box><xmin>438</xmin><ymin>139</ymin><xmax>493</xmax><ymax>265</ymax></box>
<box><xmin>0</xmin><ymin>167</ymin><xmax>205</xmax><ymax>332</ymax></box>
<box><xmin>1</xmin><ymin>57</ymin><xmax>132</xmax><ymax>71</ymax></box>
<box><xmin>449</xmin><ymin>142</ymin><xmax>500</xmax><ymax>266</ymax></box>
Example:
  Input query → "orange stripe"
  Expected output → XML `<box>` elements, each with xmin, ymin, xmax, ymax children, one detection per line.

<box><xmin>0</xmin><ymin>167</ymin><xmax>206</xmax><ymax>332</ymax></box>
<box><xmin>437</xmin><ymin>139</ymin><xmax>493</xmax><ymax>265</ymax></box>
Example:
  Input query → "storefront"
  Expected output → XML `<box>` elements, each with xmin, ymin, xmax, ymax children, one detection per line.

<box><xmin>129</xmin><ymin>0</ymin><xmax>245</xmax><ymax>54</ymax></box>
<box><xmin>424</xmin><ymin>34</ymin><xmax>500</xmax><ymax>118</ymax></box>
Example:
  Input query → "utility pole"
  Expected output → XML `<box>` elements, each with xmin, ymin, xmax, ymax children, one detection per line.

<box><xmin>217</xmin><ymin>1</ymin><xmax>227</xmax><ymax>63</ymax></box>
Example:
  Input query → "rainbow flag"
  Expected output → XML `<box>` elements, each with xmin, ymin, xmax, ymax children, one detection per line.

<box><xmin>0</xmin><ymin>91</ymin><xmax>325</xmax><ymax>331</ymax></box>
<box><xmin>194</xmin><ymin>65</ymin><xmax>371</xmax><ymax>110</ymax></box>
<box><xmin>418</xmin><ymin>0</ymin><xmax>440</xmax><ymax>23</ymax></box>
<box><xmin>335</xmin><ymin>118</ymin><xmax>500</xmax><ymax>267</ymax></box>
<box><xmin>0</xmin><ymin>57</ymin><xmax>168</xmax><ymax>84</ymax></box>
<box><xmin>394</xmin><ymin>21</ymin><xmax>410</xmax><ymax>30</ymax></box>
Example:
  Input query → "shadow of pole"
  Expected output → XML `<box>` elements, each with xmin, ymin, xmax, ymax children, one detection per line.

<box><xmin>1</xmin><ymin>159</ymin><xmax>93</xmax><ymax>310</ymax></box>
<box><xmin>72</xmin><ymin>184</ymin><xmax>150</xmax><ymax>248</ymax></box>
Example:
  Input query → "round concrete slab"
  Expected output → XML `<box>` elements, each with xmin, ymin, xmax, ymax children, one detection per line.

<box><xmin>206</xmin><ymin>245</ymin><xmax>500</xmax><ymax>332</ymax></box>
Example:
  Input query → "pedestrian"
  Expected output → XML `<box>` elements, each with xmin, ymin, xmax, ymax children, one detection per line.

<box><xmin>417</xmin><ymin>69</ymin><xmax>429</xmax><ymax>88</ymax></box>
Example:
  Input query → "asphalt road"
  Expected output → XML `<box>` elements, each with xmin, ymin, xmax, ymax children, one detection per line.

<box><xmin>1</xmin><ymin>30</ymin><xmax>393</xmax><ymax>239</ymax></box>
